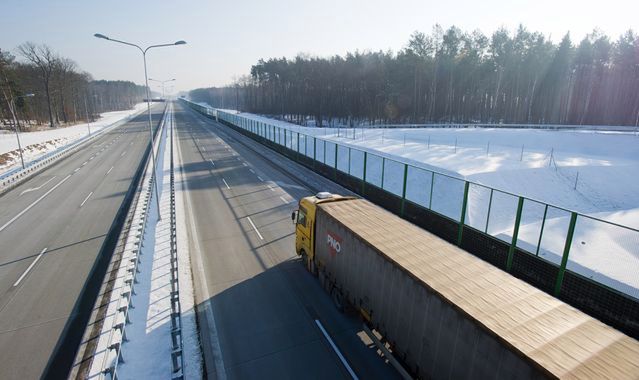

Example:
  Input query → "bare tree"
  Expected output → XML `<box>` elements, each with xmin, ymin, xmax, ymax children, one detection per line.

<box><xmin>18</xmin><ymin>42</ymin><xmax>58</xmax><ymax>128</ymax></box>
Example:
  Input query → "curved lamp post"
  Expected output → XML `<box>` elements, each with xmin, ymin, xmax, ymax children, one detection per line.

<box><xmin>94</xmin><ymin>33</ymin><xmax>186</xmax><ymax>215</ymax></box>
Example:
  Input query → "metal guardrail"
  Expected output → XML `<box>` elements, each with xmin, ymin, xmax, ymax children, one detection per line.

<box><xmin>181</xmin><ymin>98</ymin><xmax>639</xmax><ymax>339</ymax></box>
<box><xmin>168</xmin><ymin>103</ymin><xmax>185</xmax><ymax>378</ymax></box>
<box><xmin>0</xmin><ymin>109</ymin><xmax>145</xmax><ymax>192</ymax></box>
<box><xmin>100</xmin><ymin>113</ymin><xmax>166</xmax><ymax>379</ymax></box>
<box><xmin>87</xmin><ymin>104</ymin><xmax>183</xmax><ymax>379</ymax></box>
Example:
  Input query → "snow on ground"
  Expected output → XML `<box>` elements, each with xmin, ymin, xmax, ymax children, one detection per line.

<box><xmin>118</xmin><ymin>104</ymin><xmax>201</xmax><ymax>378</ymax></box>
<box><xmin>0</xmin><ymin>104</ymin><xmax>146</xmax><ymax>174</ymax></box>
<box><xmin>213</xmin><ymin>106</ymin><xmax>639</xmax><ymax>299</ymax></box>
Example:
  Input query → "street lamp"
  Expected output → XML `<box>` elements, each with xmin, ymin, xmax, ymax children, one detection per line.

<box><xmin>149</xmin><ymin>78</ymin><xmax>176</xmax><ymax>100</ymax></box>
<box><xmin>8</xmin><ymin>93</ymin><xmax>35</xmax><ymax>169</ymax></box>
<box><xmin>94</xmin><ymin>33</ymin><xmax>186</xmax><ymax>215</ymax></box>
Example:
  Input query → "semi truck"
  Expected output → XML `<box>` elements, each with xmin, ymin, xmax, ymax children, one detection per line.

<box><xmin>293</xmin><ymin>192</ymin><xmax>639</xmax><ymax>379</ymax></box>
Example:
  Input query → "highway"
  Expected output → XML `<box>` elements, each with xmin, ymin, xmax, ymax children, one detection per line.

<box><xmin>0</xmin><ymin>105</ymin><xmax>163</xmax><ymax>379</ymax></box>
<box><xmin>174</xmin><ymin>101</ymin><xmax>400</xmax><ymax>379</ymax></box>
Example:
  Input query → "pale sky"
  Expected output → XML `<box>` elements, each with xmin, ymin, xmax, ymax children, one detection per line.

<box><xmin>1</xmin><ymin>0</ymin><xmax>637</xmax><ymax>93</ymax></box>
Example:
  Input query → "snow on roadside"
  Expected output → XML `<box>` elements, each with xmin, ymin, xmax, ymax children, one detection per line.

<box><xmin>206</xmin><ymin>105</ymin><xmax>639</xmax><ymax>299</ymax></box>
<box><xmin>0</xmin><ymin>104</ymin><xmax>146</xmax><ymax>174</ymax></box>
<box><xmin>117</xmin><ymin>103</ymin><xmax>202</xmax><ymax>379</ymax></box>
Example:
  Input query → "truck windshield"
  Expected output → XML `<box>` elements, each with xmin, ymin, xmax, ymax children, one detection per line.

<box><xmin>297</xmin><ymin>208</ymin><xmax>307</xmax><ymax>227</ymax></box>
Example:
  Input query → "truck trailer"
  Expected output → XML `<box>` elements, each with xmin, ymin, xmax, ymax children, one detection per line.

<box><xmin>293</xmin><ymin>192</ymin><xmax>639</xmax><ymax>379</ymax></box>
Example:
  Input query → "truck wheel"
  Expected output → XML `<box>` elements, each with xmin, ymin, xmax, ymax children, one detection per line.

<box><xmin>300</xmin><ymin>250</ymin><xmax>309</xmax><ymax>271</ymax></box>
<box><xmin>331</xmin><ymin>287</ymin><xmax>345</xmax><ymax>313</ymax></box>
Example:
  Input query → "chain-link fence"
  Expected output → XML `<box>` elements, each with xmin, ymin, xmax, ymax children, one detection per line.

<box><xmin>183</xmin><ymin>100</ymin><xmax>639</xmax><ymax>338</ymax></box>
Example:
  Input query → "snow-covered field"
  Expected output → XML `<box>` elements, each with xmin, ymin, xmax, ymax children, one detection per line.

<box><xmin>0</xmin><ymin>104</ymin><xmax>146</xmax><ymax>174</ymax></box>
<box><xmin>210</xmin><ymin>106</ymin><xmax>639</xmax><ymax>299</ymax></box>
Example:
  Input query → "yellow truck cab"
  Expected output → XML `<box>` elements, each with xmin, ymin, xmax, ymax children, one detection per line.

<box><xmin>292</xmin><ymin>192</ymin><xmax>354</xmax><ymax>273</ymax></box>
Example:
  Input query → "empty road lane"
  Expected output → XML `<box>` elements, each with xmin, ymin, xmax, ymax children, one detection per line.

<box><xmin>0</xmin><ymin>105</ymin><xmax>164</xmax><ymax>379</ymax></box>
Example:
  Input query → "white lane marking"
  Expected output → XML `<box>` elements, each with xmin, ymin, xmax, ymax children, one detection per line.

<box><xmin>222</xmin><ymin>178</ymin><xmax>230</xmax><ymax>189</ymax></box>
<box><xmin>257</xmin><ymin>176</ymin><xmax>264</xmax><ymax>181</ymax></box>
<box><xmin>82</xmin><ymin>161</ymin><xmax>88</xmax><ymax>166</ymax></box>
<box><xmin>246</xmin><ymin>216</ymin><xmax>264</xmax><ymax>240</ymax></box>
<box><xmin>89</xmin><ymin>156</ymin><xmax>95</xmax><ymax>160</ymax></box>
<box><xmin>74</xmin><ymin>168</ymin><xmax>80</xmax><ymax>173</ymax></box>
<box><xmin>208</xmin><ymin>159</ymin><xmax>215</xmax><ymax>167</ymax></box>
<box><xmin>120</xmin><ymin>151</ymin><xmax>127</xmax><ymax>157</ymax></box>
<box><xmin>249</xmin><ymin>169</ymin><xmax>255</xmax><ymax>174</ymax></box>
<box><xmin>202</xmin><ymin>147</ymin><xmax>206</xmax><ymax>152</ymax></box>
<box><xmin>280</xmin><ymin>196</ymin><xmax>290</xmax><ymax>204</ymax></box>
<box><xmin>13</xmin><ymin>248</ymin><xmax>48</xmax><ymax>287</ymax></box>
<box><xmin>242</xmin><ymin>163</ymin><xmax>247</xmax><ymax>167</ymax></box>
<box><xmin>0</xmin><ymin>175</ymin><xmax>72</xmax><ymax>233</ymax></box>
<box><xmin>106</xmin><ymin>166</ymin><xmax>114</xmax><ymax>175</ymax></box>
<box><xmin>80</xmin><ymin>191</ymin><xmax>94</xmax><ymax>207</ymax></box>
<box><xmin>19</xmin><ymin>176</ymin><xmax>57</xmax><ymax>196</ymax></box>
<box><xmin>315</xmin><ymin>319</ymin><xmax>358</xmax><ymax>380</ymax></box>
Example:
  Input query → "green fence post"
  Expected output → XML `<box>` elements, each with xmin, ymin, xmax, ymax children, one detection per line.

<box><xmin>362</xmin><ymin>152</ymin><xmax>367</xmax><ymax>195</ymax></box>
<box><xmin>313</xmin><ymin>137</ymin><xmax>317</xmax><ymax>169</ymax></box>
<box><xmin>506</xmin><ymin>197</ymin><xmax>525</xmax><ymax>271</ymax></box>
<box><xmin>535</xmin><ymin>204</ymin><xmax>549</xmax><ymax>256</ymax></box>
<box><xmin>554</xmin><ymin>212</ymin><xmax>578</xmax><ymax>296</ymax></box>
<box><xmin>400</xmin><ymin>164</ymin><xmax>408</xmax><ymax>217</ymax></box>
<box><xmin>381</xmin><ymin>157</ymin><xmax>386</xmax><ymax>189</ymax></box>
<box><xmin>428</xmin><ymin>171</ymin><xmax>434</xmax><ymax>209</ymax></box>
<box><xmin>457</xmin><ymin>181</ymin><xmax>470</xmax><ymax>246</ymax></box>
<box><xmin>334</xmin><ymin>144</ymin><xmax>338</xmax><ymax>179</ymax></box>
<box><xmin>484</xmin><ymin>188</ymin><xmax>494</xmax><ymax>233</ymax></box>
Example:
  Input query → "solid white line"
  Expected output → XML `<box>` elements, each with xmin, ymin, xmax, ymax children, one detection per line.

<box><xmin>246</xmin><ymin>216</ymin><xmax>264</xmax><ymax>240</ymax></box>
<box><xmin>0</xmin><ymin>175</ymin><xmax>72</xmax><ymax>233</ymax></box>
<box><xmin>222</xmin><ymin>178</ymin><xmax>230</xmax><ymax>189</ymax></box>
<box><xmin>106</xmin><ymin>166</ymin><xmax>114</xmax><ymax>175</ymax></box>
<box><xmin>315</xmin><ymin>319</ymin><xmax>358</xmax><ymax>380</ymax></box>
<box><xmin>19</xmin><ymin>176</ymin><xmax>57</xmax><ymax>196</ymax></box>
<box><xmin>80</xmin><ymin>191</ymin><xmax>94</xmax><ymax>207</ymax></box>
<box><xmin>280</xmin><ymin>196</ymin><xmax>290</xmax><ymax>204</ymax></box>
<box><xmin>13</xmin><ymin>248</ymin><xmax>47</xmax><ymax>287</ymax></box>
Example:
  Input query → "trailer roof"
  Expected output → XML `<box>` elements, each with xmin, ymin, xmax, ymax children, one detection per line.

<box><xmin>319</xmin><ymin>198</ymin><xmax>639</xmax><ymax>379</ymax></box>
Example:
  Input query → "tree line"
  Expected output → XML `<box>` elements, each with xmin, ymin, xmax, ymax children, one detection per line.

<box><xmin>1</xmin><ymin>43</ymin><xmax>147</xmax><ymax>131</ymax></box>
<box><xmin>190</xmin><ymin>26</ymin><xmax>639</xmax><ymax>127</ymax></box>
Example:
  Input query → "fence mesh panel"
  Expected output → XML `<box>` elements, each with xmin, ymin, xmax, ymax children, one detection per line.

<box><xmin>536</xmin><ymin>206</ymin><xmax>572</xmax><ymax>265</ymax></box>
<box><xmin>515</xmin><ymin>199</ymin><xmax>547</xmax><ymax>254</ymax></box>
<box><xmin>366</xmin><ymin>154</ymin><xmax>383</xmax><ymax>188</ymax></box>
<box><xmin>382</xmin><ymin>159</ymin><xmax>404</xmax><ymax>196</ymax></box>
<box><xmin>568</xmin><ymin>216</ymin><xmax>639</xmax><ymax>300</ymax></box>
<box><xmin>431</xmin><ymin>173</ymin><xmax>464</xmax><ymax>220</ymax></box>
<box><xmin>350</xmin><ymin>149</ymin><xmax>365</xmax><ymax>179</ymax></box>
<box><xmin>485</xmin><ymin>190</ymin><xmax>519</xmax><ymax>243</ymax></box>
<box><xmin>465</xmin><ymin>183</ymin><xmax>492</xmax><ymax>231</ymax></box>
<box><xmin>316</xmin><ymin>139</ymin><xmax>325</xmax><ymax>163</ymax></box>
<box><xmin>336</xmin><ymin>145</ymin><xmax>349</xmax><ymax>173</ymax></box>
<box><xmin>325</xmin><ymin>142</ymin><xmax>336</xmax><ymax>167</ymax></box>
<box><xmin>405</xmin><ymin>166</ymin><xmax>433</xmax><ymax>208</ymax></box>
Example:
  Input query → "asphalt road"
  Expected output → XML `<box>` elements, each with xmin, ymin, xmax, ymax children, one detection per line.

<box><xmin>174</xmin><ymin>101</ymin><xmax>400</xmax><ymax>379</ymax></box>
<box><xmin>0</xmin><ymin>105</ymin><xmax>163</xmax><ymax>379</ymax></box>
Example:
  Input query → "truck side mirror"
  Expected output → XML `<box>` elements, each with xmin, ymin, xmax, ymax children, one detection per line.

<box><xmin>291</xmin><ymin>211</ymin><xmax>297</xmax><ymax>223</ymax></box>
